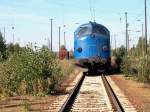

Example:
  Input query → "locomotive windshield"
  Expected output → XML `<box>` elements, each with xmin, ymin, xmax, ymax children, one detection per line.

<box><xmin>93</xmin><ymin>25</ymin><xmax>108</xmax><ymax>36</ymax></box>
<box><xmin>77</xmin><ymin>24</ymin><xmax>92</xmax><ymax>37</ymax></box>
<box><xmin>76</xmin><ymin>22</ymin><xmax>109</xmax><ymax>38</ymax></box>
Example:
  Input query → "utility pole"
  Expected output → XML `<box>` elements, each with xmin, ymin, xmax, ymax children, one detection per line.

<box><xmin>59</xmin><ymin>26</ymin><xmax>61</xmax><ymax>50</ymax></box>
<box><xmin>50</xmin><ymin>18</ymin><xmax>53</xmax><ymax>51</ymax></box>
<box><xmin>3</xmin><ymin>27</ymin><xmax>5</xmax><ymax>40</ymax></box>
<box><xmin>114</xmin><ymin>34</ymin><xmax>116</xmax><ymax>52</ymax></box>
<box><xmin>128</xmin><ymin>33</ymin><xmax>130</xmax><ymax>50</ymax></box>
<box><xmin>63</xmin><ymin>25</ymin><xmax>66</xmax><ymax>48</ymax></box>
<box><xmin>142</xmin><ymin>24</ymin><xmax>144</xmax><ymax>56</ymax></box>
<box><xmin>142</xmin><ymin>24</ymin><xmax>144</xmax><ymax>37</ymax></box>
<box><xmin>144</xmin><ymin>0</ymin><xmax>148</xmax><ymax>54</ymax></box>
<box><xmin>12</xmin><ymin>26</ymin><xmax>14</xmax><ymax>44</ymax></box>
<box><xmin>64</xmin><ymin>31</ymin><xmax>66</xmax><ymax>48</ymax></box>
<box><xmin>110</xmin><ymin>35</ymin><xmax>113</xmax><ymax>50</ymax></box>
<box><xmin>125</xmin><ymin>12</ymin><xmax>128</xmax><ymax>54</ymax></box>
<box><xmin>47</xmin><ymin>38</ymin><xmax>51</xmax><ymax>50</ymax></box>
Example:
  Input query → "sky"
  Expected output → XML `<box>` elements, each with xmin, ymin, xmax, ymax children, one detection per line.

<box><xmin>0</xmin><ymin>0</ymin><xmax>150</xmax><ymax>51</ymax></box>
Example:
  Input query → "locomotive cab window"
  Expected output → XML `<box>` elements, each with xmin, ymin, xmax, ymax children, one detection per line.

<box><xmin>77</xmin><ymin>25</ymin><xmax>92</xmax><ymax>38</ymax></box>
<box><xmin>93</xmin><ymin>25</ymin><xmax>108</xmax><ymax>36</ymax></box>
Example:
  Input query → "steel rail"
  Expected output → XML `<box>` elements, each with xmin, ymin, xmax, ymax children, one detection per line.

<box><xmin>59</xmin><ymin>72</ymin><xmax>86</xmax><ymax>112</ymax></box>
<box><xmin>101</xmin><ymin>74</ymin><xmax>125</xmax><ymax>112</ymax></box>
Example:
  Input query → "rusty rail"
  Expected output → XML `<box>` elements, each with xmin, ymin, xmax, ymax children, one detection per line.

<box><xmin>102</xmin><ymin>74</ymin><xmax>124</xmax><ymax>112</ymax></box>
<box><xmin>59</xmin><ymin>72</ymin><xmax>85</xmax><ymax>112</ymax></box>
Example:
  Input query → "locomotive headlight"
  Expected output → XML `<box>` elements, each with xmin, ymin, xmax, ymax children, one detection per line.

<box><xmin>90</xmin><ymin>34</ymin><xmax>95</xmax><ymax>38</ymax></box>
<box><xmin>77</xmin><ymin>47</ymin><xmax>82</xmax><ymax>52</ymax></box>
<box><xmin>102</xmin><ymin>45</ymin><xmax>108</xmax><ymax>51</ymax></box>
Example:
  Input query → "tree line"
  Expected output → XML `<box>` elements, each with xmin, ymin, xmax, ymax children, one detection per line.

<box><xmin>0</xmin><ymin>31</ymin><xmax>73</xmax><ymax>97</ymax></box>
<box><xmin>112</xmin><ymin>36</ymin><xmax>150</xmax><ymax>84</ymax></box>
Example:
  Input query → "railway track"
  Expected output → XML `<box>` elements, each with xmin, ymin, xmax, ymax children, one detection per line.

<box><xmin>59</xmin><ymin>72</ymin><xmax>137</xmax><ymax>112</ymax></box>
<box><xmin>0</xmin><ymin>72</ymin><xmax>137</xmax><ymax>112</ymax></box>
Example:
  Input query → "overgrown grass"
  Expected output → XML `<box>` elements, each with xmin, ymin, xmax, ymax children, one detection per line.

<box><xmin>0</xmin><ymin>47</ymin><xmax>74</xmax><ymax>97</ymax></box>
<box><xmin>137</xmin><ymin>55</ymin><xmax>150</xmax><ymax>83</ymax></box>
<box><xmin>116</xmin><ymin>37</ymin><xmax>150</xmax><ymax>84</ymax></box>
<box><xmin>121</xmin><ymin>53</ymin><xmax>150</xmax><ymax>84</ymax></box>
<box><xmin>21</xmin><ymin>101</ymin><xmax>30</xmax><ymax>112</ymax></box>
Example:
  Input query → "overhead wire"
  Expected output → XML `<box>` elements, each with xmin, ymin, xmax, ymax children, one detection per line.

<box><xmin>89</xmin><ymin>0</ymin><xmax>93</xmax><ymax>21</ymax></box>
<box><xmin>89</xmin><ymin>0</ymin><xmax>96</xmax><ymax>22</ymax></box>
<box><xmin>93</xmin><ymin>0</ymin><xmax>96</xmax><ymax>22</ymax></box>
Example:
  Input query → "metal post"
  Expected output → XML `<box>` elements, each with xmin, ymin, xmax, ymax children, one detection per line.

<box><xmin>125</xmin><ymin>12</ymin><xmax>128</xmax><ymax>54</ymax></box>
<box><xmin>48</xmin><ymin>38</ymin><xmax>51</xmax><ymax>50</ymax></box>
<box><xmin>64</xmin><ymin>31</ymin><xmax>66</xmax><ymax>47</ymax></box>
<box><xmin>3</xmin><ymin>27</ymin><xmax>5</xmax><ymax>40</ymax></box>
<box><xmin>141</xmin><ymin>25</ymin><xmax>144</xmax><ymax>56</ymax></box>
<box><xmin>142</xmin><ymin>24</ymin><xmax>144</xmax><ymax>56</ymax></box>
<box><xmin>128</xmin><ymin>33</ymin><xmax>130</xmax><ymax>50</ymax></box>
<box><xmin>110</xmin><ymin>35</ymin><xmax>113</xmax><ymax>50</ymax></box>
<box><xmin>64</xmin><ymin>25</ymin><xmax>66</xmax><ymax>48</ymax></box>
<box><xmin>50</xmin><ymin>18</ymin><xmax>53</xmax><ymax>51</ymax></box>
<box><xmin>142</xmin><ymin>24</ymin><xmax>144</xmax><ymax>37</ymax></box>
<box><xmin>114</xmin><ymin>35</ymin><xmax>116</xmax><ymax>52</ymax></box>
<box><xmin>59</xmin><ymin>26</ymin><xmax>61</xmax><ymax>50</ymax></box>
<box><xmin>144</xmin><ymin>0</ymin><xmax>148</xmax><ymax>54</ymax></box>
<box><xmin>12</xmin><ymin>26</ymin><xmax>14</xmax><ymax>44</ymax></box>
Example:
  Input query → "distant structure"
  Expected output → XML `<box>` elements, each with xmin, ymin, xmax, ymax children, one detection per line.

<box><xmin>59</xmin><ymin>45</ymin><xmax>67</xmax><ymax>60</ymax></box>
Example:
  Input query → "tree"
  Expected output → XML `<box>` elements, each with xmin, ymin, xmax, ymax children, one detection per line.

<box><xmin>112</xmin><ymin>45</ymin><xmax>126</xmax><ymax>71</ymax></box>
<box><xmin>0</xmin><ymin>31</ymin><xmax>7</xmax><ymax>60</ymax></box>
<box><xmin>112</xmin><ymin>45</ymin><xmax>126</xmax><ymax>63</ymax></box>
<box><xmin>7</xmin><ymin>43</ymin><xmax>22</xmax><ymax>54</ymax></box>
<box><xmin>136</xmin><ymin>37</ymin><xmax>145</xmax><ymax>56</ymax></box>
<box><xmin>41</xmin><ymin>45</ymin><xmax>49</xmax><ymax>50</ymax></box>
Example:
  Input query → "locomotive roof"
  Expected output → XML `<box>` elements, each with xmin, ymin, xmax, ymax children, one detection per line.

<box><xmin>76</xmin><ymin>21</ymin><xmax>109</xmax><ymax>32</ymax></box>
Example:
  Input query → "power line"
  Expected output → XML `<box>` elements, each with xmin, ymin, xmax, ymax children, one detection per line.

<box><xmin>89</xmin><ymin>0</ymin><xmax>93</xmax><ymax>21</ymax></box>
<box><xmin>129</xmin><ymin>12</ymin><xmax>144</xmax><ymax>26</ymax></box>
<box><xmin>89</xmin><ymin>0</ymin><xmax>96</xmax><ymax>22</ymax></box>
<box><xmin>93</xmin><ymin>8</ymin><xmax>96</xmax><ymax>22</ymax></box>
<box><xmin>92</xmin><ymin>0</ymin><xmax>96</xmax><ymax>21</ymax></box>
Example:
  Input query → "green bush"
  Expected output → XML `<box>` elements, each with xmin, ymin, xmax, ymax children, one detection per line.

<box><xmin>121</xmin><ymin>56</ymin><xmax>131</xmax><ymax>76</ymax></box>
<box><xmin>112</xmin><ymin>45</ymin><xmax>126</xmax><ymax>72</ymax></box>
<box><xmin>0</xmin><ymin>47</ymin><xmax>62</xmax><ymax>96</ymax></box>
<box><xmin>138</xmin><ymin>55</ymin><xmax>150</xmax><ymax>83</ymax></box>
<box><xmin>0</xmin><ymin>31</ymin><xmax>7</xmax><ymax>61</ymax></box>
<box><xmin>114</xmin><ymin>37</ymin><xmax>150</xmax><ymax>84</ymax></box>
<box><xmin>121</xmin><ymin>53</ymin><xmax>150</xmax><ymax>84</ymax></box>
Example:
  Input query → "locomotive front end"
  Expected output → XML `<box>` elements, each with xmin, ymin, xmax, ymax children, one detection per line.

<box><xmin>74</xmin><ymin>22</ymin><xmax>110</xmax><ymax>71</ymax></box>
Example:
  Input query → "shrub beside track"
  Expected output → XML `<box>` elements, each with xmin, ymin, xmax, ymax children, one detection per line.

<box><xmin>0</xmin><ymin>47</ymin><xmax>73</xmax><ymax>97</ymax></box>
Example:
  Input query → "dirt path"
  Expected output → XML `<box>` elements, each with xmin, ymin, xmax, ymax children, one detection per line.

<box><xmin>110</xmin><ymin>74</ymin><xmax>150</xmax><ymax>112</ymax></box>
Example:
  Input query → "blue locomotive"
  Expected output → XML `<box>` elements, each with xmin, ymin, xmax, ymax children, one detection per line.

<box><xmin>74</xmin><ymin>21</ymin><xmax>110</xmax><ymax>72</ymax></box>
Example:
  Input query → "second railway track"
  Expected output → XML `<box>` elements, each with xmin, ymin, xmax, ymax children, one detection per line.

<box><xmin>59</xmin><ymin>72</ymin><xmax>137</xmax><ymax>112</ymax></box>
